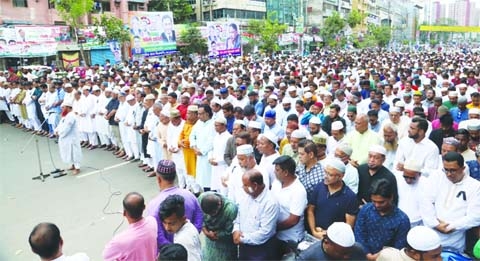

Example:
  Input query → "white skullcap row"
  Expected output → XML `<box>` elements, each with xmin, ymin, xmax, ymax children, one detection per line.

<box><xmin>327</xmin><ymin>222</ymin><xmax>355</xmax><ymax>248</ymax></box>
<box><xmin>369</xmin><ymin>145</ymin><xmax>386</xmax><ymax>155</ymax></box>
<box><xmin>407</xmin><ymin>226</ymin><xmax>441</xmax><ymax>251</ymax></box>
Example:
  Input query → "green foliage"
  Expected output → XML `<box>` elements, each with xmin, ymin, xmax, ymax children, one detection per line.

<box><xmin>367</xmin><ymin>24</ymin><xmax>391</xmax><ymax>47</ymax></box>
<box><xmin>346</xmin><ymin>10</ymin><xmax>365</xmax><ymax>29</ymax></box>
<box><xmin>92</xmin><ymin>14</ymin><xmax>131</xmax><ymax>45</ymax></box>
<box><xmin>178</xmin><ymin>25</ymin><xmax>208</xmax><ymax>55</ymax></box>
<box><xmin>51</xmin><ymin>0</ymin><xmax>94</xmax><ymax>28</ymax></box>
<box><xmin>148</xmin><ymin>0</ymin><xmax>194</xmax><ymax>24</ymax></box>
<box><xmin>320</xmin><ymin>11</ymin><xmax>346</xmax><ymax>48</ymax></box>
<box><xmin>247</xmin><ymin>13</ymin><xmax>287</xmax><ymax>54</ymax></box>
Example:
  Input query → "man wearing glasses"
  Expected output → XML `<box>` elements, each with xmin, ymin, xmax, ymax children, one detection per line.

<box><xmin>421</xmin><ymin>151</ymin><xmax>480</xmax><ymax>254</ymax></box>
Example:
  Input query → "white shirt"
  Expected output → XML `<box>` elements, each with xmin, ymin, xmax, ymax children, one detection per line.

<box><xmin>271</xmin><ymin>178</ymin><xmax>307</xmax><ymax>242</ymax></box>
<box><xmin>174</xmin><ymin>221</ymin><xmax>202</xmax><ymax>261</ymax></box>
<box><xmin>421</xmin><ymin>172</ymin><xmax>480</xmax><ymax>252</ymax></box>
<box><xmin>52</xmin><ymin>253</ymin><xmax>90</xmax><ymax>261</ymax></box>
<box><xmin>396</xmin><ymin>173</ymin><xmax>427</xmax><ymax>224</ymax></box>
<box><xmin>259</xmin><ymin>152</ymin><xmax>280</xmax><ymax>189</ymax></box>
<box><xmin>395</xmin><ymin>136</ymin><xmax>439</xmax><ymax>176</ymax></box>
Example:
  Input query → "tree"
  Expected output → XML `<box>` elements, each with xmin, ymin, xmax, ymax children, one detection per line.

<box><xmin>51</xmin><ymin>0</ymin><xmax>95</xmax><ymax>63</ymax></box>
<box><xmin>320</xmin><ymin>11</ymin><xmax>346</xmax><ymax>48</ymax></box>
<box><xmin>148</xmin><ymin>0</ymin><xmax>194</xmax><ymax>24</ymax></box>
<box><xmin>346</xmin><ymin>9</ymin><xmax>365</xmax><ymax>29</ymax></box>
<box><xmin>247</xmin><ymin>14</ymin><xmax>287</xmax><ymax>54</ymax></box>
<box><xmin>178</xmin><ymin>25</ymin><xmax>208</xmax><ymax>55</ymax></box>
<box><xmin>92</xmin><ymin>14</ymin><xmax>131</xmax><ymax>45</ymax></box>
<box><xmin>368</xmin><ymin>24</ymin><xmax>392</xmax><ymax>47</ymax></box>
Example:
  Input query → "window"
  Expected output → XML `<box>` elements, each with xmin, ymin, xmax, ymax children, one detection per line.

<box><xmin>48</xmin><ymin>1</ymin><xmax>55</xmax><ymax>9</ymax></box>
<box><xmin>13</xmin><ymin>0</ymin><xmax>28</xmax><ymax>7</ymax></box>
<box><xmin>128</xmin><ymin>2</ymin><xmax>139</xmax><ymax>11</ymax></box>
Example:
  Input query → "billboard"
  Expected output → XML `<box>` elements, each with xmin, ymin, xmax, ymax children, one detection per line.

<box><xmin>129</xmin><ymin>11</ymin><xmax>177</xmax><ymax>59</ymax></box>
<box><xmin>204</xmin><ymin>22</ymin><xmax>242</xmax><ymax>58</ymax></box>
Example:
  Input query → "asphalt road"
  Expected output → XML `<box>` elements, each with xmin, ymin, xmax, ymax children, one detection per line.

<box><xmin>0</xmin><ymin>124</ymin><xmax>160</xmax><ymax>260</ymax></box>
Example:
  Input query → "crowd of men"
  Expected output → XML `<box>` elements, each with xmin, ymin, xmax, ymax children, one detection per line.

<box><xmin>3</xmin><ymin>48</ymin><xmax>480</xmax><ymax>260</ymax></box>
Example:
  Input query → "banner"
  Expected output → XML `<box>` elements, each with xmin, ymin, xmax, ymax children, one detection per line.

<box><xmin>204</xmin><ymin>22</ymin><xmax>242</xmax><ymax>57</ymax></box>
<box><xmin>62</xmin><ymin>52</ymin><xmax>80</xmax><ymax>68</ymax></box>
<box><xmin>129</xmin><ymin>11</ymin><xmax>177</xmax><ymax>59</ymax></box>
<box><xmin>0</xmin><ymin>42</ymin><xmax>58</xmax><ymax>58</ymax></box>
<box><xmin>12</xmin><ymin>25</ymin><xmax>71</xmax><ymax>43</ymax></box>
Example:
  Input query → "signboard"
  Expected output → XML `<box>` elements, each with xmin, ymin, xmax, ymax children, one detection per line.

<box><xmin>129</xmin><ymin>11</ymin><xmax>177</xmax><ymax>59</ymax></box>
<box><xmin>204</xmin><ymin>22</ymin><xmax>242</xmax><ymax>57</ymax></box>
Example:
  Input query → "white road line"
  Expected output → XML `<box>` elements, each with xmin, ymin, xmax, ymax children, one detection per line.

<box><xmin>76</xmin><ymin>162</ymin><xmax>131</xmax><ymax>179</ymax></box>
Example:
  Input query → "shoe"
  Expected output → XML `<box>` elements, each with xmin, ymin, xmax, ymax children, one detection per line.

<box><xmin>107</xmin><ymin>147</ymin><xmax>115</xmax><ymax>151</ymax></box>
<box><xmin>116</xmin><ymin>151</ymin><xmax>126</xmax><ymax>158</ymax></box>
<box><xmin>143</xmin><ymin>167</ymin><xmax>154</xmax><ymax>172</ymax></box>
<box><xmin>124</xmin><ymin>156</ymin><xmax>134</xmax><ymax>161</ymax></box>
<box><xmin>147</xmin><ymin>172</ymin><xmax>156</xmax><ymax>177</ymax></box>
<box><xmin>138</xmin><ymin>163</ymin><xmax>147</xmax><ymax>168</ymax></box>
<box><xmin>99</xmin><ymin>144</ymin><xmax>107</xmax><ymax>149</ymax></box>
<box><xmin>88</xmin><ymin>145</ymin><xmax>97</xmax><ymax>150</ymax></box>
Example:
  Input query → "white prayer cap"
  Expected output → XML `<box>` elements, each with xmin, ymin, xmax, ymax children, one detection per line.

<box><xmin>448</xmin><ymin>91</ymin><xmax>458</xmax><ymax>97</ymax></box>
<box><xmin>369</xmin><ymin>144</ymin><xmax>386</xmax><ymax>156</ymax></box>
<box><xmin>326</xmin><ymin>158</ymin><xmax>346</xmax><ymax>173</ymax></box>
<box><xmin>61</xmin><ymin>100</ymin><xmax>73</xmax><ymax>107</ymax></box>
<box><xmin>259</xmin><ymin>132</ymin><xmax>278</xmax><ymax>148</ymax></box>
<box><xmin>248</xmin><ymin>121</ymin><xmax>262</xmax><ymax>130</ymax></box>
<box><xmin>304</xmin><ymin>92</ymin><xmax>313</xmax><ymax>99</ymax></box>
<box><xmin>234</xmin><ymin>119</ymin><xmax>246</xmax><ymax>127</ymax></box>
<box><xmin>395</xmin><ymin>101</ymin><xmax>405</xmax><ymax>108</ymax></box>
<box><xmin>407</xmin><ymin>226</ymin><xmax>441</xmax><ymax>251</ymax></box>
<box><xmin>121</xmin><ymin>86</ymin><xmax>130</xmax><ymax>92</ymax></box>
<box><xmin>282</xmin><ymin>97</ymin><xmax>292</xmax><ymax>104</ymax></box>
<box><xmin>215</xmin><ymin>116</ymin><xmax>227</xmax><ymax>125</ymax></box>
<box><xmin>309</xmin><ymin>116</ymin><xmax>321</xmax><ymax>125</ymax></box>
<box><xmin>160</xmin><ymin>110</ymin><xmax>170</xmax><ymax>117</ymax></box>
<box><xmin>92</xmin><ymin>85</ymin><xmax>101</xmax><ymax>92</ymax></box>
<box><xmin>390</xmin><ymin>107</ymin><xmax>401</xmax><ymax>113</ymax></box>
<box><xmin>181</xmin><ymin>92</ymin><xmax>191</xmax><ymax>98</ymax></box>
<box><xmin>469</xmin><ymin>108</ymin><xmax>480</xmax><ymax>115</ymax></box>
<box><xmin>327</xmin><ymin>222</ymin><xmax>355</xmax><ymax>248</ymax></box>
<box><xmin>337</xmin><ymin>143</ymin><xmax>353</xmax><ymax>156</ymax></box>
<box><xmin>268</xmin><ymin>94</ymin><xmax>278</xmax><ymax>100</ymax></box>
<box><xmin>82</xmin><ymin>86</ymin><xmax>90</xmax><ymax>91</ymax></box>
<box><xmin>291</xmin><ymin>129</ymin><xmax>308</xmax><ymax>139</ymax></box>
<box><xmin>287</xmin><ymin>86</ymin><xmax>297</xmax><ymax>92</ymax></box>
<box><xmin>112</xmin><ymin>89</ymin><xmax>120</xmax><ymax>95</ymax></box>
<box><xmin>145</xmin><ymin>94</ymin><xmax>156</xmax><ymax>100</ymax></box>
<box><xmin>104</xmin><ymin>87</ymin><xmax>113</xmax><ymax>92</ymax></box>
<box><xmin>64</xmin><ymin>83</ymin><xmax>72</xmax><ymax>88</ymax></box>
<box><xmin>237</xmin><ymin>144</ymin><xmax>254</xmax><ymax>155</ymax></box>
<box><xmin>404</xmin><ymin>158</ymin><xmax>422</xmax><ymax>172</ymax></box>
<box><xmin>457</xmin><ymin>83</ymin><xmax>467</xmax><ymax>89</ymax></box>
<box><xmin>331</xmin><ymin>121</ymin><xmax>344</xmax><ymax>131</ymax></box>
<box><xmin>126</xmin><ymin>94</ymin><xmax>135</xmax><ymax>101</ymax></box>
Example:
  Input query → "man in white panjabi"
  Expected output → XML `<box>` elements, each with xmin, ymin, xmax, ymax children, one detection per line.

<box><xmin>167</xmin><ymin>109</ymin><xmax>186</xmax><ymax>188</ymax></box>
<box><xmin>55</xmin><ymin>100</ymin><xmax>82</xmax><ymax>175</ymax></box>
<box><xmin>93</xmin><ymin>86</ymin><xmax>113</xmax><ymax>149</ymax></box>
<box><xmin>123</xmin><ymin>94</ymin><xmax>140</xmax><ymax>161</ymax></box>
<box><xmin>78</xmin><ymin>86</ymin><xmax>98</xmax><ymax>149</ymax></box>
<box><xmin>208</xmin><ymin>116</ymin><xmax>232</xmax><ymax>194</ymax></box>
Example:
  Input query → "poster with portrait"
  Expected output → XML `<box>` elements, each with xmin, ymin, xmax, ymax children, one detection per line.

<box><xmin>129</xmin><ymin>11</ymin><xmax>177</xmax><ymax>59</ymax></box>
<box><xmin>205</xmin><ymin>22</ymin><xmax>242</xmax><ymax>58</ymax></box>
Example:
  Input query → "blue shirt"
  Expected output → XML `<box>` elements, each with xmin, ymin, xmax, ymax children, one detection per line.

<box><xmin>226</xmin><ymin>115</ymin><xmax>235</xmax><ymax>133</ymax></box>
<box><xmin>450</xmin><ymin>107</ymin><xmax>469</xmax><ymax>123</ymax></box>
<box><xmin>53</xmin><ymin>88</ymin><xmax>65</xmax><ymax>113</ymax></box>
<box><xmin>354</xmin><ymin>203</ymin><xmax>410</xmax><ymax>254</ymax></box>
<box><xmin>466</xmin><ymin>160</ymin><xmax>480</xmax><ymax>181</ymax></box>
<box><xmin>308</xmin><ymin>182</ymin><xmax>359</xmax><ymax>229</ymax></box>
<box><xmin>296</xmin><ymin>162</ymin><xmax>325</xmax><ymax>197</ymax></box>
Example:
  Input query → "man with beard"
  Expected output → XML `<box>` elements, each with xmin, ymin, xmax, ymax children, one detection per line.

<box><xmin>382</xmin><ymin>123</ymin><xmax>399</xmax><ymax>172</ymax></box>
<box><xmin>167</xmin><ymin>109</ymin><xmax>187</xmax><ymax>187</ymax></box>
<box><xmin>55</xmin><ymin>99</ymin><xmax>82</xmax><ymax>175</ymax></box>
<box><xmin>322</xmin><ymin>104</ymin><xmax>346</xmax><ymax>136</ymax></box>
<box><xmin>429</xmin><ymin>114</ymin><xmax>456</xmax><ymax>152</ymax></box>
<box><xmin>357</xmin><ymin>145</ymin><xmax>398</xmax><ymax>206</ymax></box>
<box><xmin>396</xmin><ymin>117</ymin><xmax>439</xmax><ymax>176</ymax></box>
<box><xmin>455</xmin><ymin>128</ymin><xmax>476</xmax><ymax>162</ymax></box>
<box><xmin>221</xmin><ymin>102</ymin><xmax>235</xmax><ymax>134</ymax></box>
<box><xmin>180</xmin><ymin>105</ymin><xmax>199</xmax><ymax>178</ymax></box>
<box><xmin>344</xmin><ymin>114</ymin><xmax>382</xmax><ymax>167</ymax></box>
<box><xmin>233</xmin><ymin>85</ymin><xmax>248</xmax><ymax>108</ymax></box>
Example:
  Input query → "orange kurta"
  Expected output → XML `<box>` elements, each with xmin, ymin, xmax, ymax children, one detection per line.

<box><xmin>179</xmin><ymin>121</ymin><xmax>196</xmax><ymax>177</ymax></box>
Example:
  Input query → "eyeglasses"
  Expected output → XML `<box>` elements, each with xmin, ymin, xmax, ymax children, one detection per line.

<box><xmin>443</xmin><ymin>168</ymin><xmax>460</xmax><ymax>174</ymax></box>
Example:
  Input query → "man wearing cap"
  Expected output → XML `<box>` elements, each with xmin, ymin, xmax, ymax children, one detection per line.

<box><xmin>219</xmin><ymin>87</ymin><xmax>235</xmax><ymax>105</ymax></box>
<box><xmin>190</xmin><ymin>104</ymin><xmax>215</xmax><ymax>191</ymax></box>
<box><xmin>443</xmin><ymin>91</ymin><xmax>458</xmax><ymax>110</ymax></box>
<box><xmin>113</xmin><ymin>92</ymin><xmax>129</xmax><ymax>158</ymax></box>
<box><xmin>166</xmin><ymin>109</ymin><xmax>187</xmax><ymax>186</ymax></box>
<box><xmin>307</xmin><ymin>158</ymin><xmax>359</xmax><ymax>241</ymax></box>
<box><xmin>326</xmin><ymin>121</ymin><xmax>345</xmax><ymax>155</ymax></box>
<box><xmin>146</xmin><ymin>160</ymin><xmax>203</xmax><ymax>250</ymax></box>
<box><xmin>357</xmin><ymin>145</ymin><xmax>398</xmax><ymax>205</ymax></box>
<box><xmin>233</xmin><ymin>85</ymin><xmax>249</xmax><ymax>109</ymax></box>
<box><xmin>344</xmin><ymin>114</ymin><xmax>382</xmax><ymax>166</ymax></box>
<box><xmin>233</xmin><ymin>169</ymin><xmax>280</xmax><ymax>260</ymax></box>
<box><xmin>179</xmin><ymin>105</ymin><xmax>198</xmax><ymax>178</ymax></box>
<box><xmin>123</xmin><ymin>94</ymin><xmax>141</xmax><ymax>161</ymax></box>
<box><xmin>298</xmin><ymin>222</ymin><xmax>366</xmax><ymax>260</ymax></box>
<box><xmin>282</xmin><ymin>129</ymin><xmax>308</xmax><ymax>163</ymax></box>
<box><xmin>177</xmin><ymin>92</ymin><xmax>190</xmax><ymax>120</ymax></box>
<box><xmin>395</xmin><ymin>117</ymin><xmax>439</xmax><ymax>176</ymax></box>
<box><xmin>55</xmin><ymin>100</ymin><xmax>82</xmax><ymax>175</ymax></box>
<box><xmin>264</xmin><ymin>109</ymin><xmax>285</xmax><ymax>140</ymax></box>
<box><xmin>355</xmin><ymin>178</ymin><xmax>410</xmax><ymax>260</ymax></box>
<box><xmin>209</xmin><ymin>116</ymin><xmax>232</xmax><ymax>194</ymax></box>
<box><xmin>263</xmin><ymin>94</ymin><xmax>286</xmax><ymax>123</ymax></box>
<box><xmin>78</xmin><ymin>86</ymin><xmax>97</xmax><ymax>149</ymax></box>
<box><xmin>396</xmin><ymin>159</ymin><xmax>428</xmax><ymax>228</ymax></box>
<box><xmin>377</xmin><ymin>226</ymin><xmax>442</xmax><ymax>261</ymax></box>
<box><xmin>257</xmin><ymin>132</ymin><xmax>280</xmax><ymax>189</ymax></box>
<box><xmin>450</xmin><ymin>96</ymin><xmax>469</xmax><ymax>124</ymax></box>
<box><xmin>300</xmin><ymin>101</ymin><xmax>324</xmax><ymax>126</ymax></box>
<box><xmin>421</xmin><ymin>152</ymin><xmax>480</xmax><ymax>253</ymax></box>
